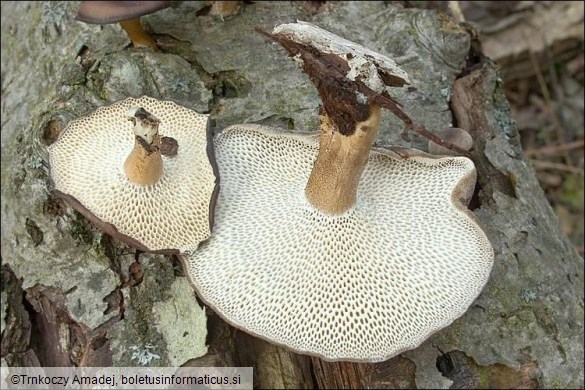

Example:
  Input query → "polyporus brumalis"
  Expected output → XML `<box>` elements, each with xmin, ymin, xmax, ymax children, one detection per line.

<box><xmin>76</xmin><ymin>1</ymin><xmax>171</xmax><ymax>49</ymax></box>
<box><xmin>428</xmin><ymin>127</ymin><xmax>474</xmax><ymax>156</ymax></box>
<box><xmin>183</xmin><ymin>22</ymin><xmax>494</xmax><ymax>361</ymax></box>
<box><xmin>48</xmin><ymin>96</ymin><xmax>218</xmax><ymax>253</ymax></box>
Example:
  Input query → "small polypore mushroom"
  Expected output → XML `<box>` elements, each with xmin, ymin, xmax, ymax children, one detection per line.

<box><xmin>76</xmin><ymin>1</ymin><xmax>171</xmax><ymax>49</ymax></box>
<box><xmin>48</xmin><ymin>96</ymin><xmax>218</xmax><ymax>253</ymax></box>
<box><xmin>183</xmin><ymin>22</ymin><xmax>494</xmax><ymax>361</ymax></box>
<box><xmin>428</xmin><ymin>127</ymin><xmax>473</xmax><ymax>156</ymax></box>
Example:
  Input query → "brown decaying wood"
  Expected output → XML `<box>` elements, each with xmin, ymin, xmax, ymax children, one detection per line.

<box><xmin>1</xmin><ymin>266</ymin><xmax>114</xmax><ymax>368</ymax></box>
<box><xmin>450</xmin><ymin>69</ymin><xmax>517</xmax><ymax>199</ymax></box>
<box><xmin>310</xmin><ymin>357</ymin><xmax>417</xmax><ymax>388</ymax></box>
<box><xmin>257</xmin><ymin>27</ymin><xmax>471</xmax><ymax>156</ymax></box>
<box><xmin>257</xmin><ymin>27</ymin><xmax>371</xmax><ymax>137</ymax></box>
<box><xmin>1</xmin><ymin>265</ymin><xmax>37</xmax><ymax>366</ymax></box>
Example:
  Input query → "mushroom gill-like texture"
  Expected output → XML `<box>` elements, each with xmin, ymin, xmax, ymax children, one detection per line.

<box><xmin>185</xmin><ymin>124</ymin><xmax>494</xmax><ymax>362</ymax></box>
<box><xmin>48</xmin><ymin>96</ymin><xmax>218</xmax><ymax>253</ymax></box>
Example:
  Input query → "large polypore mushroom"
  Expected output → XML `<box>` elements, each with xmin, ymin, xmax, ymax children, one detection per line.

<box><xmin>48</xmin><ymin>96</ymin><xmax>218</xmax><ymax>253</ymax></box>
<box><xmin>184</xmin><ymin>22</ymin><xmax>493</xmax><ymax>361</ymax></box>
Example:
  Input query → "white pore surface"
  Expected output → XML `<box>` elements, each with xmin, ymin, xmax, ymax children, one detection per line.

<box><xmin>186</xmin><ymin>124</ymin><xmax>494</xmax><ymax>362</ymax></box>
<box><xmin>48</xmin><ymin>96</ymin><xmax>216</xmax><ymax>252</ymax></box>
<box><xmin>273</xmin><ymin>21</ymin><xmax>411</xmax><ymax>92</ymax></box>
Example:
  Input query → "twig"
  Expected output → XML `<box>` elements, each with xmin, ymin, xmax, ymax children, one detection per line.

<box><xmin>370</xmin><ymin>93</ymin><xmax>471</xmax><ymax>156</ymax></box>
<box><xmin>524</xmin><ymin>31</ymin><xmax>572</xmax><ymax>166</ymax></box>
<box><xmin>525</xmin><ymin>140</ymin><xmax>585</xmax><ymax>157</ymax></box>
<box><xmin>529</xmin><ymin>159</ymin><xmax>583</xmax><ymax>174</ymax></box>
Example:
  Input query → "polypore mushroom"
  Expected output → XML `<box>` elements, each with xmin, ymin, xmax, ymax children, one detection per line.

<box><xmin>76</xmin><ymin>1</ymin><xmax>171</xmax><ymax>49</ymax></box>
<box><xmin>48</xmin><ymin>96</ymin><xmax>218</xmax><ymax>253</ymax></box>
<box><xmin>428</xmin><ymin>127</ymin><xmax>473</xmax><ymax>156</ymax></box>
<box><xmin>183</xmin><ymin>23</ymin><xmax>493</xmax><ymax>361</ymax></box>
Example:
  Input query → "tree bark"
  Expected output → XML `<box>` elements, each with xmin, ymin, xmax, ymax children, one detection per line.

<box><xmin>1</xmin><ymin>1</ymin><xmax>583</xmax><ymax>388</ymax></box>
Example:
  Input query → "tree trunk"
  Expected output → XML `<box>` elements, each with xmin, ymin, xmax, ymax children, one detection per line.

<box><xmin>1</xmin><ymin>1</ymin><xmax>583</xmax><ymax>388</ymax></box>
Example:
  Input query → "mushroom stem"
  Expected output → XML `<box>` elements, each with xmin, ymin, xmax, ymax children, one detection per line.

<box><xmin>119</xmin><ymin>18</ymin><xmax>158</xmax><ymax>49</ymax></box>
<box><xmin>124</xmin><ymin>107</ymin><xmax>163</xmax><ymax>186</ymax></box>
<box><xmin>306</xmin><ymin>104</ymin><xmax>381</xmax><ymax>215</ymax></box>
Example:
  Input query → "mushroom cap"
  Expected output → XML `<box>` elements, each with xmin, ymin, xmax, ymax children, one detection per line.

<box><xmin>184</xmin><ymin>124</ymin><xmax>493</xmax><ymax>362</ymax></box>
<box><xmin>48</xmin><ymin>96</ymin><xmax>218</xmax><ymax>253</ymax></box>
<box><xmin>428</xmin><ymin>127</ymin><xmax>474</xmax><ymax>156</ymax></box>
<box><xmin>76</xmin><ymin>1</ymin><xmax>171</xmax><ymax>24</ymax></box>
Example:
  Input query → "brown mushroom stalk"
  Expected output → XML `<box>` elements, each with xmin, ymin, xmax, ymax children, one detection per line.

<box><xmin>124</xmin><ymin>107</ymin><xmax>163</xmax><ymax>185</ymax></box>
<box><xmin>306</xmin><ymin>105</ymin><xmax>381</xmax><ymax>214</ymax></box>
<box><xmin>119</xmin><ymin>18</ymin><xmax>158</xmax><ymax>49</ymax></box>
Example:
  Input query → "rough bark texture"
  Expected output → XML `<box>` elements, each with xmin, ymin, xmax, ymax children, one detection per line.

<box><xmin>1</xmin><ymin>1</ymin><xmax>583</xmax><ymax>388</ymax></box>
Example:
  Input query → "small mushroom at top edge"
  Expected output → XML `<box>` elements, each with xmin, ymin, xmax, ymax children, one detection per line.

<box><xmin>76</xmin><ymin>1</ymin><xmax>171</xmax><ymax>49</ymax></box>
<box><xmin>428</xmin><ymin>127</ymin><xmax>473</xmax><ymax>156</ymax></box>
<box><xmin>208</xmin><ymin>1</ymin><xmax>243</xmax><ymax>19</ymax></box>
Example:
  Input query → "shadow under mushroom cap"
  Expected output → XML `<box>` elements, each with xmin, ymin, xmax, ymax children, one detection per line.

<box><xmin>47</xmin><ymin>96</ymin><xmax>218</xmax><ymax>253</ymax></box>
<box><xmin>184</xmin><ymin>124</ymin><xmax>494</xmax><ymax>362</ymax></box>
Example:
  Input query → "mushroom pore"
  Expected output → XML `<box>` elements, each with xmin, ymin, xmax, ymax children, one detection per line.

<box><xmin>124</xmin><ymin>107</ymin><xmax>164</xmax><ymax>186</ymax></box>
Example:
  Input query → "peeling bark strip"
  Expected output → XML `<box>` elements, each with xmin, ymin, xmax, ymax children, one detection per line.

<box><xmin>451</xmin><ymin>66</ymin><xmax>517</xmax><ymax>198</ymax></box>
<box><xmin>1</xmin><ymin>265</ymin><xmax>113</xmax><ymax>368</ymax></box>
